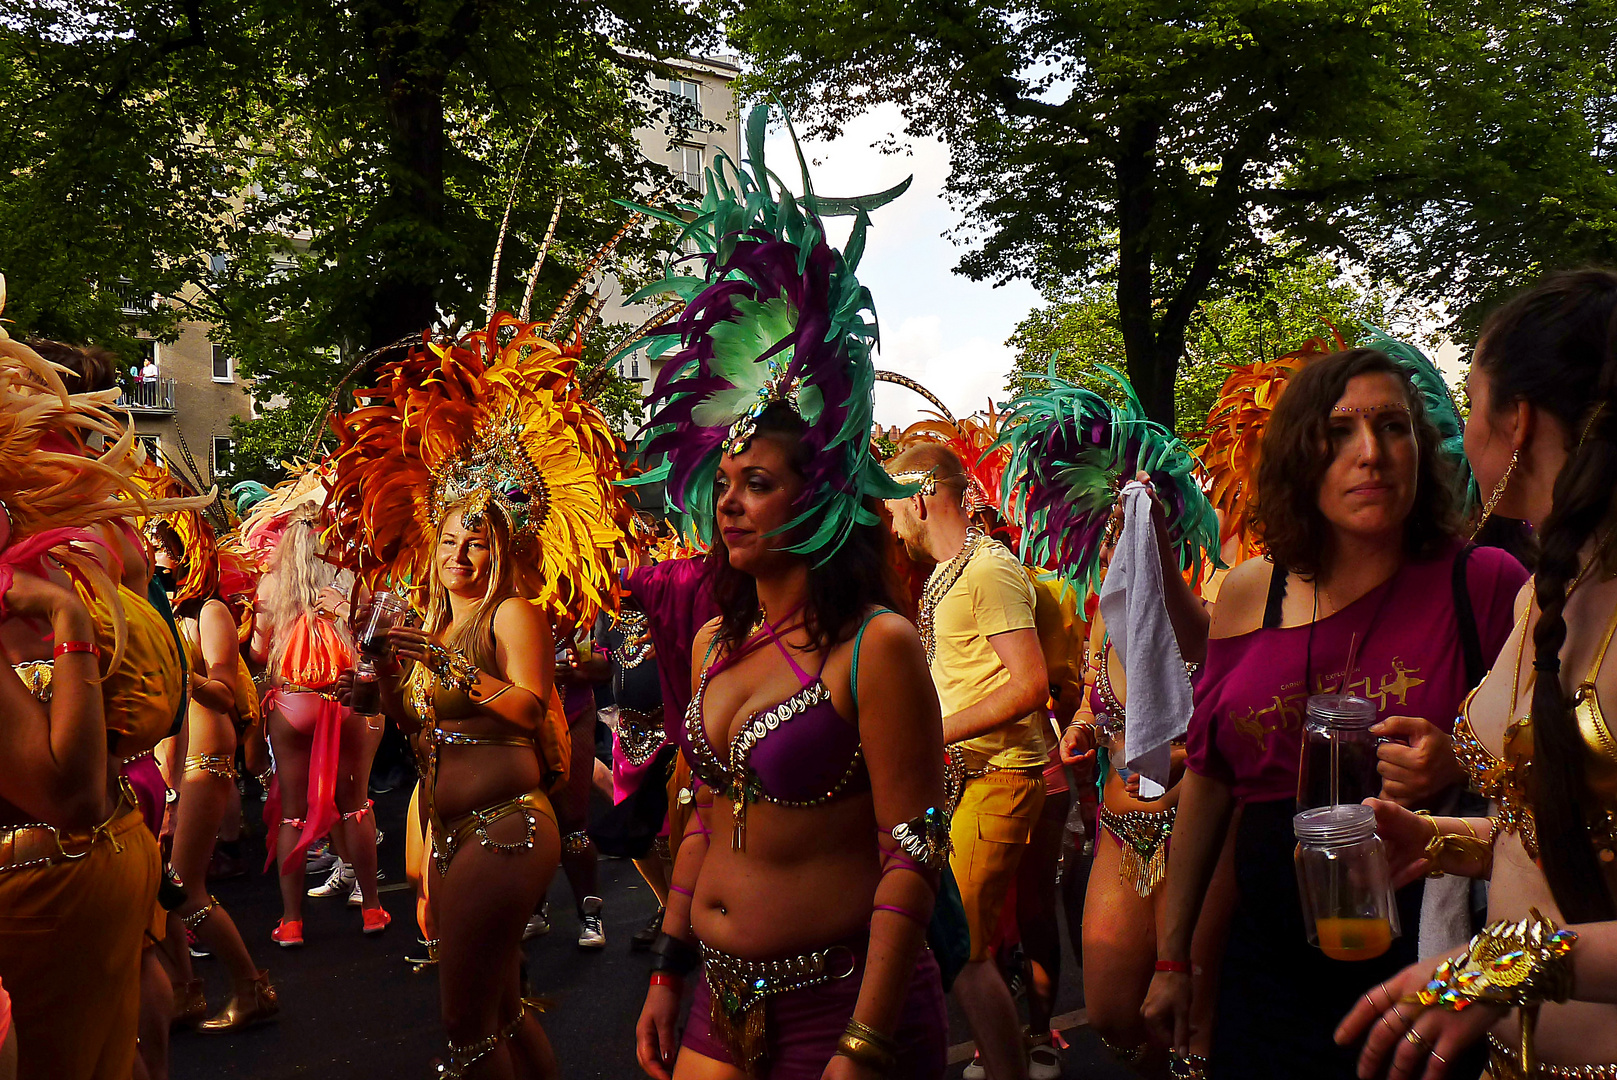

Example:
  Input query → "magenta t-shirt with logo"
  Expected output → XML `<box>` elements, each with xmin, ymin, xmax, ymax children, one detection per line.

<box><xmin>1186</xmin><ymin>541</ymin><xmax>1526</xmax><ymax>804</ymax></box>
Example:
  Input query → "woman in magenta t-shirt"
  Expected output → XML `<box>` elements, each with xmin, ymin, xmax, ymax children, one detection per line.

<box><xmin>1141</xmin><ymin>349</ymin><xmax>1526</xmax><ymax>1080</ymax></box>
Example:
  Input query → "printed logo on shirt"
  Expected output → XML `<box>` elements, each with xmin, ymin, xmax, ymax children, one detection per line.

<box><xmin>1229</xmin><ymin>657</ymin><xmax>1424</xmax><ymax>753</ymax></box>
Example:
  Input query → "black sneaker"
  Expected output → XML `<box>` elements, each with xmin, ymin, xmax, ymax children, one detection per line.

<box><xmin>631</xmin><ymin>907</ymin><xmax>664</xmax><ymax>952</ymax></box>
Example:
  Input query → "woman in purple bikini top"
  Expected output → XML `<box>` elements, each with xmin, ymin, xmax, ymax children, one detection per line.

<box><xmin>636</xmin><ymin>402</ymin><xmax>954</xmax><ymax>1080</ymax></box>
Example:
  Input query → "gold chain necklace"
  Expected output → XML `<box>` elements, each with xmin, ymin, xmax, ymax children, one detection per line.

<box><xmin>919</xmin><ymin>527</ymin><xmax>989</xmax><ymax>666</ymax></box>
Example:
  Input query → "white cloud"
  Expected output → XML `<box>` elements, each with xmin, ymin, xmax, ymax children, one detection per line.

<box><xmin>763</xmin><ymin>104</ymin><xmax>1041</xmax><ymax>425</ymax></box>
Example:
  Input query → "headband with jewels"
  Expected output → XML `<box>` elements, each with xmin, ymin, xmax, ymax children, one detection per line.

<box><xmin>618</xmin><ymin>105</ymin><xmax>921</xmax><ymax>563</ymax></box>
<box><xmin>995</xmin><ymin>367</ymin><xmax>1221</xmax><ymax>599</ymax></box>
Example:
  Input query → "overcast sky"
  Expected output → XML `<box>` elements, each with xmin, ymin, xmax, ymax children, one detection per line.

<box><xmin>762</xmin><ymin>105</ymin><xmax>1043</xmax><ymax>428</ymax></box>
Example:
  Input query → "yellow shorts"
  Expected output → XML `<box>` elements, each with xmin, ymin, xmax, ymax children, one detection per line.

<box><xmin>0</xmin><ymin>805</ymin><xmax>158</xmax><ymax>1080</ymax></box>
<box><xmin>950</xmin><ymin>770</ymin><xmax>1045</xmax><ymax>961</ymax></box>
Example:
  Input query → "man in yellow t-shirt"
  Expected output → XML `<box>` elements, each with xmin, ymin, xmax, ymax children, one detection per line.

<box><xmin>886</xmin><ymin>444</ymin><xmax>1049</xmax><ymax>1080</ymax></box>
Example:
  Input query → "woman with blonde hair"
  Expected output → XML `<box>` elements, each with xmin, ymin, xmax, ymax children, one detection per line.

<box><xmin>250</xmin><ymin>508</ymin><xmax>384</xmax><ymax>943</ymax></box>
<box><xmin>326</xmin><ymin>266</ymin><xmax>632</xmax><ymax>1075</ymax></box>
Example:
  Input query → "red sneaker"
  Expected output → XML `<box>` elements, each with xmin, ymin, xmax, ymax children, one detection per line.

<box><xmin>271</xmin><ymin>919</ymin><xmax>303</xmax><ymax>947</ymax></box>
<box><xmin>362</xmin><ymin>907</ymin><xmax>391</xmax><ymax>935</ymax></box>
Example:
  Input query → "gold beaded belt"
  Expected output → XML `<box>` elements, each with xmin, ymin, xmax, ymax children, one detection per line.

<box><xmin>1487</xmin><ymin>1034</ymin><xmax>1617</xmax><ymax>1079</ymax></box>
<box><xmin>702</xmin><ymin>940</ymin><xmax>859</xmax><ymax>1075</ymax></box>
<box><xmin>0</xmin><ymin>802</ymin><xmax>139</xmax><ymax>872</ymax></box>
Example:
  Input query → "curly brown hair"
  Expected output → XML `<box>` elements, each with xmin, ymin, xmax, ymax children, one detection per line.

<box><xmin>1250</xmin><ymin>348</ymin><xmax>1462</xmax><ymax>578</ymax></box>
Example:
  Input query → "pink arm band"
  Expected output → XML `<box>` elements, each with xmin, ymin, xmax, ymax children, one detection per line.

<box><xmin>669</xmin><ymin>884</ymin><xmax>694</xmax><ymax>898</ymax></box>
<box><xmin>873</xmin><ymin>904</ymin><xmax>928</xmax><ymax>927</ymax></box>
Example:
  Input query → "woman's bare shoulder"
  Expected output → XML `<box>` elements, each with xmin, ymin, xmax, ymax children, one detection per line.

<box><xmin>1208</xmin><ymin>557</ymin><xmax>1276</xmax><ymax>641</ymax></box>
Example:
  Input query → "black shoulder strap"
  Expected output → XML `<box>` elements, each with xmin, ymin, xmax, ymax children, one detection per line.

<box><xmin>1262</xmin><ymin>559</ymin><xmax>1288</xmax><ymax>629</ymax></box>
<box><xmin>1452</xmin><ymin>543</ymin><xmax>1485</xmax><ymax>690</ymax></box>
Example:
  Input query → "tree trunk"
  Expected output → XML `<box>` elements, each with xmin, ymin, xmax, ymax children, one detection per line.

<box><xmin>361</xmin><ymin>0</ymin><xmax>456</xmax><ymax>351</ymax></box>
<box><xmin>1114</xmin><ymin>114</ymin><xmax>1178</xmax><ymax>428</ymax></box>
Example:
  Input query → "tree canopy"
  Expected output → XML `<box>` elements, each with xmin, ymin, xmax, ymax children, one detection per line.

<box><xmin>727</xmin><ymin>0</ymin><xmax>1617</xmax><ymax>427</ymax></box>
<box><xmin>0</xmin><ymin>0</ymin><xmax>713</xmax><ymax>479</ymax></box>
<box><xmin>1006</xmin><ymin>255</ymin><xmax>1424</xmax><ymax>433</ymax></box>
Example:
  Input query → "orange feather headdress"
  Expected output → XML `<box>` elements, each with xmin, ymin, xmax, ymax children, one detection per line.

<box><xmin>324</xmin><ymin>222</ymin><xmax>635</xmax><ymax>628</ymax></box>
<box><xmin>1189</xmin><ymin>330</ymin><xmax>1343</xmax><ymax>561</ymax></box>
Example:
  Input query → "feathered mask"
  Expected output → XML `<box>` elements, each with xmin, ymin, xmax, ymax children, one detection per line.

<box><xmin>996</xmin><ymin>368</ymin><xmax>1221</xmax><ymax>598</ymax></box>
<box><xmin>624</xmin><ymin>105</ymin><xmax>919</xmax><ymax>562</ymax></box>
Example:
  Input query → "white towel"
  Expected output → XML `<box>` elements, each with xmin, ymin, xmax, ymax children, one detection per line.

<box><xmin>1097</xmin><ymin>481</ymin><xmax>1193</xmax><ymax>799</ymax></box>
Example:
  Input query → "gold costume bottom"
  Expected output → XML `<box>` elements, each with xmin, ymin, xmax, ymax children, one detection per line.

<box><xmin>1099</xmin><ymin>805</ymin><xmax>1177</xmax><ymax>898</ymax></box>
<box><xmin>431</xmin><ymin>789</ymin><xmax>555</xmax><ymax>878</ymax></box>
<box><xmin>0</xmin><ymin>804</ymin><xmax>159</xmax><ymax>1080</ymax></box>
<box><xmin>1487</xmin><ymin>1034</ymin><xmax>1617</xmax><ymax>1079</ymax></box>
<box><xmin>184</xmin><ymin>752</ymin><xmax>238</xmax><ymax>781</ymax></box>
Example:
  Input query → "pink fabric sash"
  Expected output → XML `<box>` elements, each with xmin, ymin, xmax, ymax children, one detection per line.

<box><xmin>261</xmin><ymin>688</ymin><xmax>348</xmax><ymax>875</ymax></box>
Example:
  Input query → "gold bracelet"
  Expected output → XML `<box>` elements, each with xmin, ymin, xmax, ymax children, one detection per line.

<box><xmin>424</xmin><ymin>642</ymin><xmax>479</xmax><ymax>694</ymax></box>
<box><xmin>835</xmin><ymin>1019</ymin><xmax>900</xmax><ymax>1074</ymax></box>
<box><xmin>1410</xmin><ymin>908</ymin><xmax>1577</xmax><ymax>1012</ymax></box>
<box><xmin>1419</xmin><ymin>813</ymin><xmax>1497</xmax><ymax>877</ymax></box>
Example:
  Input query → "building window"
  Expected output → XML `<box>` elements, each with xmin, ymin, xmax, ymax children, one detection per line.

<box><xmin>631</xmin><ymin>356</ymin><xmax>641</xmax><ymax>379</ymax></box>
<box><xmin>211</xmin><ymin>437</ymin><xmax>233</xmax><ymax>477</ymax></box>
<box><xmin>670</xmin><ymin>78</ymin><xmax>700</xmax><ymax>107</ymax></box>
<box><xmin>137</xmin><ymin>435</ymin><xmax>162</xmax><ymax>463</ymax></box>
<box><xmin>211</xmin><ymin>345</ymin><xmax>232</xmax><ymax>382</ymax></box>
<box><xmin>679</xmin><ymin>144</ymin><xmax>704</xmax><ymax>190</ymax></box>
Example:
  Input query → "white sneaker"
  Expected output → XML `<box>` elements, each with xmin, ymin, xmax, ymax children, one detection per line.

<box><xmin>577</xmin><ymin>896</ymin><xmax>606</xmax><ymax>949</ymax></box>
<box><xmin>1028</xmin><ymin>1044</ymin><xmax>1063</xmax><ymax>1080</ymax></box>
<box><xmin>346</xmin><ymin>867</ymin><xmax>386</xmax><ymax>907</ymax></box>
<box><xmin>308</xmin><ymin>860</ymin><xmax>355</xmax><ymax>898</ymax></box>
<box><xmin>522</xmin><ymin>902</ymin><xmax>551</xmax><ymax>941</ymax></box>
<box><xmin>962</xmin><ymin>1055</ymin><xmax>985</xmax><ymax>1080</ymax></box>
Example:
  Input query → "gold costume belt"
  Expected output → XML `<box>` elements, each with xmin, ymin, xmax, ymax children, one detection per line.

<box><xmin>432</xmin><ymin>789</ymin><xmax>552</xmax><ymax>878</ymax></box>
<box><xmin>1488</xmin><ymin>1034</ymin><xmax>1617</xmax><ymax>1079</ymax></box>
<box><xmin>0</xmin><ymin>800</ymin><xmax>141</xmax><ymax>873</ymax></box>
<box><xmin>1100</xmin><ymin>805</ymin><xmax>1176</xmax><ymax>898</ymax></box>
<box><xmin>702</xmin><ymin>940</ymin><xmax>859</xmax><ymax>1076</ymax></box>
<box><xmin>946</xmin><ymin>745</ymin><xmax>1042</xmax><ymax>812</ymax></box>
<box><xmin>184</xmin><ymin>753</ymin><xmax>238</xmax><ymax>781</ymax></box>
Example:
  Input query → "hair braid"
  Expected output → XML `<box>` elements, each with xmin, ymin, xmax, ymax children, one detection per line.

<box><xmin>1482</xmin><ymin>268</ymin><xmax>1617</xmax><ymax>921</ymax></box>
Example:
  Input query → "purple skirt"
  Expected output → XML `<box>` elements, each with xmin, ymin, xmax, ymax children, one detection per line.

<box><xmin>682</xmin><ymin>941</ymin><xmax>947</xmax><ymax>1080</ymax></box>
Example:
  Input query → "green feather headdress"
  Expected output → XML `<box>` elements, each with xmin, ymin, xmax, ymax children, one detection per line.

<box><xmin>995</xmin><ymin>367</ymin><xmax>1221</xmax><ymax>598</ymax></box>
<box><xmin>621</xmin><ymin>104</ymin><xmax>918</xmax><ymax>562</ymax></box>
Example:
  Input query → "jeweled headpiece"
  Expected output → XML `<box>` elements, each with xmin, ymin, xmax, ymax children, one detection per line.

<box><xmin>996</xmin><ymin>368</ymin><xmax>1220</xmax><ymax>598</ymax></box>
<box><xmin>896</xmin><ymin>400</ymin><xmax>1011</xmax><ymax>517</ymax></box>
<box><xmin>624</xmin><ymin>105</ymin><xmax>920</xmax><ymax>561</ymax></box>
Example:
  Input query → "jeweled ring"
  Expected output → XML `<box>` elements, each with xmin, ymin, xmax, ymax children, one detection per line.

<box><xmin>1404</xmin><ymin>1029</ymin><xmax>1429</xmax><ymax>1048</ymax></box>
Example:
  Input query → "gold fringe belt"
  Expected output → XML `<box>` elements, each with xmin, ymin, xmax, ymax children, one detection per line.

<box><xmin>701</xmin><ymin>941</ymin><xmax>859</xmax><ymax>1076</ymax></box>
<box><xmin>0</xmin><ymin>801</ymin><xmax>140</xmax><ymax>872</ymax></box>
<box><xmin>1100</xmin><ymin>805</ymin><xmax>1176</xmax><ymax>898</ymax></box>
<box><xmin>1487</xmin><ymin>1034</ymin><xmax>1617</xmax><ymax>1079</ymax></box>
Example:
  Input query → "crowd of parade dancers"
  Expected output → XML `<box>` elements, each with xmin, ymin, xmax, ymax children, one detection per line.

<box><xmin>5</xmin><ymin>105</ymin><xmax>1617</xmax><ymax>1080</ymax></box>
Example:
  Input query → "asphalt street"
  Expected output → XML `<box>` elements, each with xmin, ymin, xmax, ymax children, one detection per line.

<box><xmin>171</xmin><ymin>785</ymin><xmax>1139</xmax><ymax>1080</ymax></box>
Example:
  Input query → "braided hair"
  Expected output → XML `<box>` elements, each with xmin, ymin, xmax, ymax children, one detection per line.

<box><xmin>1475</xmin><ymin>267</ymin><xmax>1617</xmax><ymax>922</ymax></box>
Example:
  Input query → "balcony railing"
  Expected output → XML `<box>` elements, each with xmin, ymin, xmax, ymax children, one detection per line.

<box><xmin>109</xmin><ymin>279</ymin><xmax>157</xmax><ymax>316</ymax></box>
<box><xmin>117</xmin><ymin>377</ymin><xmax>176</xmax><ymax>414</ymax></box>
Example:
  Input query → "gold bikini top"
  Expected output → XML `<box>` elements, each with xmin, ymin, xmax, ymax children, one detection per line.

<box><xmin>1456</xmin><ymin>594</ymin><xmax>1617</xmax><ymax>863</ymax></box>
